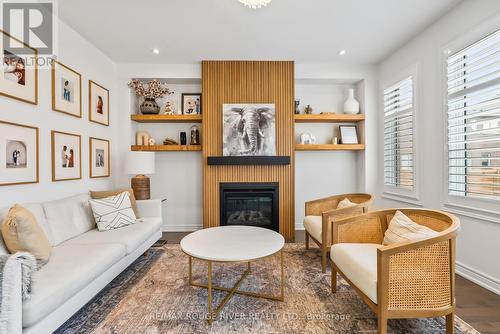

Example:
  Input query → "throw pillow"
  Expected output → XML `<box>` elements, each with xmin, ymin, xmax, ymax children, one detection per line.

<box><xmin>1</xmin><ymin>204</ymin><xmax>52</xmax><ymax>264</ymax></box>
<box><xmin>383</xmin><ymin>210</ymin><xmax>439</xmax><ymax>245</ymax></box>
<box><xmin>89</xmin><ymin>192</ymin><xmax>137</xmax><ymax>231</ymax></box>
<box><xmin>90</xmin><ymin>188</ymin><xmax>138</xmax><ymax>216</ymax></box>
<box><xmin>337</xmin><ymin>198</ymin><xmax>357</xmax><ymax>209</ymax></box>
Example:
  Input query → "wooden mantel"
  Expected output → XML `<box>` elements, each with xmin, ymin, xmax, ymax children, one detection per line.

<box><xmin>201</xmin><ymin>61</ymin><xmax>295</xmax><ymax>242</ymax></box>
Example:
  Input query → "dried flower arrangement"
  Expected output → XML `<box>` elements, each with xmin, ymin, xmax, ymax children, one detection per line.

<box><xmin>128</xmin><ymin>79</ymin><xmax>174</xmax><ymax>99</ymax></box>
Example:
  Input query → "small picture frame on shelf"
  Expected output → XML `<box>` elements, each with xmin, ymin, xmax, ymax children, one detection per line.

<box><xmin>339</xmin><ymin>125</ymin><xmax>359</xmax><ymax>144</ymax></box>
<box><xmin>181</xmin><ymin>93</ymin><xmax>201</xmax><ymax>115</ymax></box>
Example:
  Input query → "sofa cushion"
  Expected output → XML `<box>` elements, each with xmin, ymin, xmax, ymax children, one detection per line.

<box><xmin>43</xmin><ymin>194</ymin><xmax>94</xmax><ymax>245</ymax></box>
<box><xmin>383</xmin><ymin>210</ymin><xmax>438</xmax><ymax>245</ymax></box>
<box><xmin>303</xmin><ymin>215</ymin><xmax>322</xmax><ymax>243</ymax></box>
<box><xmin>90</xmin><ymin>188</ymin><xmax>138</xmax><ymax>216</ymax></box>
<box><xmin>22</xmin><ymin>243</ymin><xmax>126</xmax><ymax>327</ymax></box>
<box><xmin>331</xmin><ymin>243</ymin><xmax>382</xmax><ymax>303</ymax></box>
<box><xmin>62</xmin><ymin>218</ymin><xmax>162</xmax><ymax>254</ymax></box>
<box><xmin>89</xmin><ymin>192</ymin><xmax>137</xmax><ymax>231</ymax></box>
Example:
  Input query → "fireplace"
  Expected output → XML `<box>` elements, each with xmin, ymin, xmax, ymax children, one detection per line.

<box><xmin>220</xmin><ymin>182</ymin><xmax>279</xmax><ymax>232</ymax></box>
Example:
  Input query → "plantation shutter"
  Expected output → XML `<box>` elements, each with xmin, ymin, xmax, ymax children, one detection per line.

<box><xmin>384</xmin><ymin>76</ymin><xmax>414</xmax><ymax>189</ymax></box>
<box><xmin>447</xmin><ymin>29</ymin><xmax>500</xmax><ymax>200</ymax></box>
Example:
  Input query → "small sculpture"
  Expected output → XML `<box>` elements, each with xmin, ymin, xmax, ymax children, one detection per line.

<box><xmin>148</xmin><ymin>138</ymin><xmax>156</xmax><ymax>145</ymax></box>
<box><xmin>136</xmin><ymin>131</ymin><xmax>151</xmax><ymax>145</ymax></box>
<box><xmin>304</xmin><ymin>105</ymin><xmax>313</xmax><ymax>114</ymax></box>
<box><xmin>163</xmin><ymin>138</ymin><xmax>179</xmax><ymax>145</ymax></box>
<box><xmin>190</xmin><ymin>125</ymin><xmax>200</xmax><ymax>145</ymax></box>
<box><xmin>300</xmin><ymin>132</ymin><xmax>316</xmax><ymax>144</ymax></box>
<box><xmin>163</xmin><ymin>101</ymin><xmax>175</xmax><ymax>115</ymax></box>
<box><xmin>294</xmin><ymin>99</ymin><xmax>300</xmax><ymax>114</ymax></box>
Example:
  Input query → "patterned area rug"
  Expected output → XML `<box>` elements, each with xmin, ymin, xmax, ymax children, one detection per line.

<box><xmin>56</xmin><ymin>244</ymin><xmax>478</xmax><ymax>334</ymax></box>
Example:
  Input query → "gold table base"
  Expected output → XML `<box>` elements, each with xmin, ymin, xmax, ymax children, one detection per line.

<box><xmin>188</xmin><ymin>249</ymin><xmax>285</xmax><ymax>324</ymax></box>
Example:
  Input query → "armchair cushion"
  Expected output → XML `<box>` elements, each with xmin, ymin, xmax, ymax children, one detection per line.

<box><xmin>303</xmin><ymin>215</ymin><xmax>322</xmax><ymax>242</ymax></box>
<box><xmin>383</xmin><ymin>210</ymin><xmax>438</xmax><ymax>245</ymax></box>
<box><xmin>331</xmin><ymin>243</ymin><xmax>382</xmax><ymax>303</ymax></box>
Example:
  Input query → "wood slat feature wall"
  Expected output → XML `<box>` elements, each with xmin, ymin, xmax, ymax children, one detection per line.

<box><xmin>202</xmin><ymin>61</ymin><xmax>295</xmax><ymax>242</ymax></box>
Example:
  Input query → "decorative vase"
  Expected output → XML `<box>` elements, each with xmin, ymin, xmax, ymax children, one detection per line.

<box><xmin>140</xmin><ymin>98</ymin><xmax>160</xmax><ymax>114</ymax></box>
<box><xmin>190</xmin><ymin>125</ymin><xmax>200</xmax><ymax>145</ymax></box>
<box><xmin>343</xmin><ymin>88</ymin><xmax>360</xmax><ymax>114</ymax></box>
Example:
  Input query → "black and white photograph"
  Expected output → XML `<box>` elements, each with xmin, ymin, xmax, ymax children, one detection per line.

<box><xmin>96</xmin><ymin>149</ymin><xmax>105</xmax><ymax>167</ymax></box>
<box><xmin>222</xmin><ymin>104</ymin><xmax>276</xmax><ymax>156</ymax></box>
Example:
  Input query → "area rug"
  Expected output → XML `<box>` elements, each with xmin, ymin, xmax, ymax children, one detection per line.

<box><xmin>56</xmin><ymin>244</ymin><xmax>479</xmax><ymax>334</ymax></box>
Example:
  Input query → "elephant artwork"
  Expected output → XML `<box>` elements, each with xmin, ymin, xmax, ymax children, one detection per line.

<box><xmin>222</xmin><ymin>104</ymin><xmax>276</xmax><ymax>156</ymax></box>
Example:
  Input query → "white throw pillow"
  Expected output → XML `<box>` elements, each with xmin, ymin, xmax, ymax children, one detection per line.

<box><xmin>89</xmin><ymin>192</ymin><xmax>137</xmax><ymax>231</ymax></box>
<box><xmin>337</xmin><ymin>198</ymin><xmax>357</xmax><ymax>209</ymax></box>
<box><xmin>383</xmin><ymin>210</ymin><xmax>438</xmax><ymax>245</ymax></box>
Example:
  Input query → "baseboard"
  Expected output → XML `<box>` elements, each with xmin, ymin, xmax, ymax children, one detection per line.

<box><xmin>456</xmin><ymin>261</ymin><xmax>500</xmax><ymax>296</ymax></box>
<box><xmin>162</xmin><ymin>224</ymin><xmax>202</xmax><ymax>232</ymax></box>
<box><xmin>295</xmin><ymin>222</ymin><xmax>304</xmax><ymax>230</ymax></box>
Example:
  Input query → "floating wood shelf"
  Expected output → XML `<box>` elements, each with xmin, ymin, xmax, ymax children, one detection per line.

<box><xmin>131</xmin><ymin>145</ymin><xmax>202</xmax><ymax>152</ymax></box>
<box><xmin>294</xmin><ymin>114</ymin><xmax>365</xmax><ymax>123</ymax></box>
<box><xmin>130</xmin><ymin>114</ymin><xmax>202</xmax><ymax>123</ymax></box>
<box><xmin>295</xmin><ymin>144</ymin><xmax>365</xmax><ymax>151</ymax></box>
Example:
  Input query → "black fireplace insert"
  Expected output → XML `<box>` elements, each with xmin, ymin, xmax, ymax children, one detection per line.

<box><xmin>220</xmin><ymin>182</ymin><xmax>279</xmax><ymax>232</ymax></box>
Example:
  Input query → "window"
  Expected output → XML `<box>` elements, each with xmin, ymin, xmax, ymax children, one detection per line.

<box><xmin>447</xmin><ymin>29</ymin><xmax>500</xmax><ymax>200</ymax></box>
<box><xmin>383</xmin><ymin>76</ymin><xmax>415</xmax><ymax>190</ymax></box>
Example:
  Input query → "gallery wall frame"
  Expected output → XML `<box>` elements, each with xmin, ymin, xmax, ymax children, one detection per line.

<box><xmin>51</xmin><ymin>60</ymin><xmax>82</xmax><ymax>118</ymax></box>
<box><xmin>0</xmin><ymin>120</ymin><xmax>39</xmax><ymax>186</ymax></box>
<box><xmin>51</xmin><ymin>130</ymin><xmax>82</xmax><ymax>182</ymax></box>
<box><xmin>89</xmin><ymin>136</ymin><xmax>110</xmax><ymax>178</ymax></box>
<box><xmin>88</xmin><ymin>80</ymin><xmax>109</xmax><ymax>126</ymax></box>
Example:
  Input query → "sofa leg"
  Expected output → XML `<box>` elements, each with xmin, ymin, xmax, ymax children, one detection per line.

<box><xmin>331</xmin><ymin>265</ymin><xmax>337</xmax><ymax>293</ymax></box>
<box><xmin>377</xmin><ymin>315</ymin><xmax>387</xmax><ymax>334</ymax></box>
<box><xmin>305</xmin><ymin>231</ymin><xmax>310</xmax><ymax>250</ymax></box>
<box><xmin>321</xmin><ymin>250</ymin><xmax>327</xmax><ymax>273</ymax></box>
<box><xmin>446</xmin><ymin>312</ymin><xmax>454</xmax><ymax>334</ymax></box>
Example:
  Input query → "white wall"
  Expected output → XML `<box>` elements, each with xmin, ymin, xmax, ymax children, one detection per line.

<box><xmin>377</xmin><ymin>0</ymin><xmax>500</xmax><ymax>294</ymax></box>
<box><xmin>0</xmin><ymin>20</ymin><xmax>117</xmax><ymax>207</ymax></box>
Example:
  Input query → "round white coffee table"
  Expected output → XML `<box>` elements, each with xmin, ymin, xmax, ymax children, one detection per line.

<box><xmin>180</xmin><ymin>226</ymin><xmax>285</xmax><ymax>323</ymax></box>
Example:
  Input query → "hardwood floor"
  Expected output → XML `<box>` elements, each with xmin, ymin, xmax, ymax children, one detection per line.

<box><xmin>162</xmin><ymin>231</ymin><xmax>500</xmax><ymax>333</ymax></box>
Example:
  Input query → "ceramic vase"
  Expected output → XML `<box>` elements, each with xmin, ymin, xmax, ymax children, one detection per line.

<box><xmin>343</xmin><ymin>88</ymin><xmax>360</xmax><ymax>114</ymax></box>
<box><xmin>140</xmin><ymin>98</ymin><xmax>160</xmax><ymax>114</ymax></box>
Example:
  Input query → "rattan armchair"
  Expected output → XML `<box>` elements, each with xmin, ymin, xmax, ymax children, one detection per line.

<box><xmin>304</xmin><ymin>193</ymin><xmax>373</xmax><ymax>272</ymax></box>
<box><xmin>330</xmin><ymin>209</ymin><xmax>460</xmax><ymax>334</ymax></box>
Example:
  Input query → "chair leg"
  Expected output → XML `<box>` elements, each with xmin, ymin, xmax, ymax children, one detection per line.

<box><xmin>377</xmin><ymin>314</ymin><xmax>387</xmax><ymax>334</ymax></box>
<box><xmin>331</xmin><ymin>265</ymin><xmax>337</xmax><ymax>293</ymax></box>
<box><xmin>305</xmin><ymin>231</ymin><xmax>310</xmax><ymax>250</ymax></box>
<box><xmin>321</xmin><ymin>247</ymin><xmax>327</xmax><ymax>273</ymax></box>
<box><xmin>446</xmin><ymin>312</ymin><xmax>454</xmax><ymax>334</ymax></box>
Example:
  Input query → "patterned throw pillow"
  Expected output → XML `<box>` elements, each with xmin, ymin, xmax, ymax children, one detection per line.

<box><xmin>89</xmin><ymin>192</ymin><xmax>137</xmax><ymax>231</ymax></box>
<box><xmin>383</xmin><ymin>210</ymin><xmax>438</xmax><ymax>245</ymax></box>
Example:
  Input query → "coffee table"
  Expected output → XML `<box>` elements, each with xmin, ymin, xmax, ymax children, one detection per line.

<box><xmin>180</xmin><ymin>226</ymin><xmax>285</xmax><ymax>323</ymax></box>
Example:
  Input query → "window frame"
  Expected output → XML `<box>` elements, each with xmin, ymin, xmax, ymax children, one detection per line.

<box><xmin>381</xmin><ymin>64</ymin><xmax>420</xmax><ymax>205</ymax></box>
<box><xmin>440</xmin><ymin>18</ymin><xmax>500</xmax><ymax>223</ymax></box>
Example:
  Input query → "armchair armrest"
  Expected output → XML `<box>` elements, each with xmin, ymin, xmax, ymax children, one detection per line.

<box><xmin>377</xmin><ymin>232</ymin><xmax>457</xmax><ymax>312</ymax></box>
<box><xmin>135</xmin><ymin>199</ymin><xmax>162</xmax><ymax>219</ymax></box>
<box><xmin>330</xmin><ymin>212</ymin><xmax>384</xmax><ymax>245</ymax></box>
<box><xmin>305</xmin><ymin>195</ymin><xmax>339</xmax><ymax>216</ymax></box>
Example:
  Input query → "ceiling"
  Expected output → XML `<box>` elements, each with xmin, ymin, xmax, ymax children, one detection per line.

<box><xmin>58</xmin><ymin>0</ymin><xmax>463</xmax><ymax>65</ymax></box>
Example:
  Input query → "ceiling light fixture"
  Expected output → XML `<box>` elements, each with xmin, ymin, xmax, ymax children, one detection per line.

<box><xmin>338</xmin><ymin>49</ymin><xmax>347</xmax><ymax>56</ymax></box>
<box><xmin>238</xmin><ymin>0</ymin><xmax>272</xmax><ymax>9</ymax></box>
<box><xmin>152</xmin><ymin>48</ymin><xmax>160</xmax><ymax>55</ymax></box>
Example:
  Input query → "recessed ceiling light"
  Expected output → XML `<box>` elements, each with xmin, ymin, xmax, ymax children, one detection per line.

<box><xmin>444</xmin><ymin>49</ymin><xmax>452</xmax><ymax>55</ymax></box>
<box><xmin>338</xmin><ymin>50</ymin><xmax>347</xmax><ymax>56</ymax></box>
<box><xmin>152</xmin><ymin>48</ymin><xmax>160</xmax><ymax>55</ymax></box>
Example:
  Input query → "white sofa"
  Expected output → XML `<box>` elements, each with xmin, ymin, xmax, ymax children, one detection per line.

<box><xmin>0</xmin><ymin>193</ymin><xmax>163</xmax><ymax>334</ymax></box>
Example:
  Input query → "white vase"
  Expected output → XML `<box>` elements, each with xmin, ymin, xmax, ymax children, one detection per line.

<box><xmin>343</xmin><ymin>88</ymin><xmax>360</xmax><ymax>114</ymax></box>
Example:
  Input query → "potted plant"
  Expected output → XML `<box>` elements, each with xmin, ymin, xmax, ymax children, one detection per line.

<box><xmin>128</xmin><ymin>79</ymin><xmax>173</xmax><ymax>114</ymax></box>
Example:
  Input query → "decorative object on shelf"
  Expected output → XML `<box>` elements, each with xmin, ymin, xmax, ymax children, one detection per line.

<box><xmin>304</xmin><ymin>105</ymin><xmax>313</xmax><ymax>114</ymax></box>
<box><xmin>343</xmin><ymin>88</ymin><xmax>360</xmax><ymax>114</ymax></box>
<box><xmin>300</xmin><ymin>132</ymin><xmax>316</xmax><ymax>145</ymax></box>
<box><xmin>89</xmin><ymin>137</ymin><xmax>110</xmax><ymax>178</ymax></box>
<box><xmin>339</xmin><ymin>125</ymin><xmax>359</xmax><ymax>144</ymax></box>
<box><xmin>1</xmin><ymin>31</ymin><xmax>38</xmax><ymax>105</ymax></box>
<box><xmin>294</xmin><ymin>99</ymin><xmax>300</xmax><ymax>114</ymax></box>
<box><xmin>89</xmin><ymin>80</ymin><xmax>109</xmax><ymax>126</ymax></box>
<box><xmin>163</xmin><ymin>100</ymin><xmax>176</xmax><ymax>115</ymax></box>
<box><xmin>332</xmin><ymin>136</ymin><xmax>339</xmax><ymax>145</ymax></box>
<box><xmin>128</xmin><ymin>79</ymin><xmax>173</xmax><ymax>115</ymax></box>
<box><xmin>163</xmin><ymin>138</ymin><xmax>179</xmax><ymax>145</ymax></box>
<box><xmin>148</xmin><ymin>138</ymin><xmax>156</xmax><ymax>145</ymax></box>
<box><xmin>320</xmin><ymin>112</ymin><xmax>336</xmax><ymax>114</ymax></box>
<box><xmin>136</xmin><ymin>131</ymin><xmax>151</xmax><ymax>145</ymax></box>
<box><xmin>125</xmin><ymin>151</ymin><xmax>155</xmax><ymax>200</ymax></box>
<box><xmin>0</xmin><ymin>120</ymin><xmax>39</xmax><ymax>186</ymax></box>
<box><xmin>51</xmin><ymin>130</ymin><xmax>82</xmax><ymax>181</ymax></box>
<box><xmin>222</xmin><ymin>104</ymin><xmax>276</xmax><ymax>156</ymax></box>
<box><xmin>180</xmin><ymin>132</ymin><xmax>187</xmax><ymax>145</ymax></box>
<box><xmin>181</xmin><ymin>93</ymin><xmax>202</xmax><ymax>115</ymax></box>
<box><xmin>238</xmin><ymin>0</ymin><xmax>272</xmax><ymax>9</ymax></box>
<box><xmin>190</xmin><ymin>125</ymin><xmax>200</xmax><ymax>145</ymax></box>
<box><xmin>52</xmin><ymin>60</ymin><xmax>82</xmax><ymax>118</ymax></box>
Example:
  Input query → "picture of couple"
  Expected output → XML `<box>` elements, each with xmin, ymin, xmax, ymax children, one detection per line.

<box><xmin>95</xmin><ymin>149</ymin><xmax>105</xmax><ymax>167</ymax></box>
<box><xmin>61</xmin><ymin>145</ymin><xmax>75</xmax><ymax>168</ymax></box>
<box><xmin>6</xmin><ymin>140</ymin><xmax>27</xmax><ymax>168</ymax></box>
<box><xmin>3</xmin><ymin>50</ymin><xmax>25</xmax><ymax>86</ymax></box>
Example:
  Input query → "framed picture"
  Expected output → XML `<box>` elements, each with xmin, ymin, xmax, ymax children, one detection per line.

<box><xmin>51</xmin><ymin>130</ymin><xmax>81</xmax><ymax>181</ymax></box>
<box><xmin>52</xmin><ymin>60</ymin><xmax>82</xmax><ymax>118</ymax></box>
<box><xmin>89</xmin><ymin>137</ymin><xmax>110</xmax><ymax>178</ymax></box>
<box><xmin>181</xmin><ymin>93</ymin><xmax>201</xmax><ymax>115</ymax></box>
<box><xmin>0</xmin><ymin>120</ymin><xmax>39</xmax><ymax>186</ymax></box>
<box><xmin>339</xmin><ymin>125</ymin><xmax>359</xmax><ymax>144</ymax></box>
<box><xmin>222</xmin><ymin>104</ymin><xmax>276</xmax><ymax>156</ymax></box>
<box><xmin>89</xmin><ymin>80</ymin><xmax>109</xmax><ymax>126</ymax></box>
<box><xmin>0</xmin><ymin>30</ymin><xmax>38</xmax><ymax>105</ymax></box>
